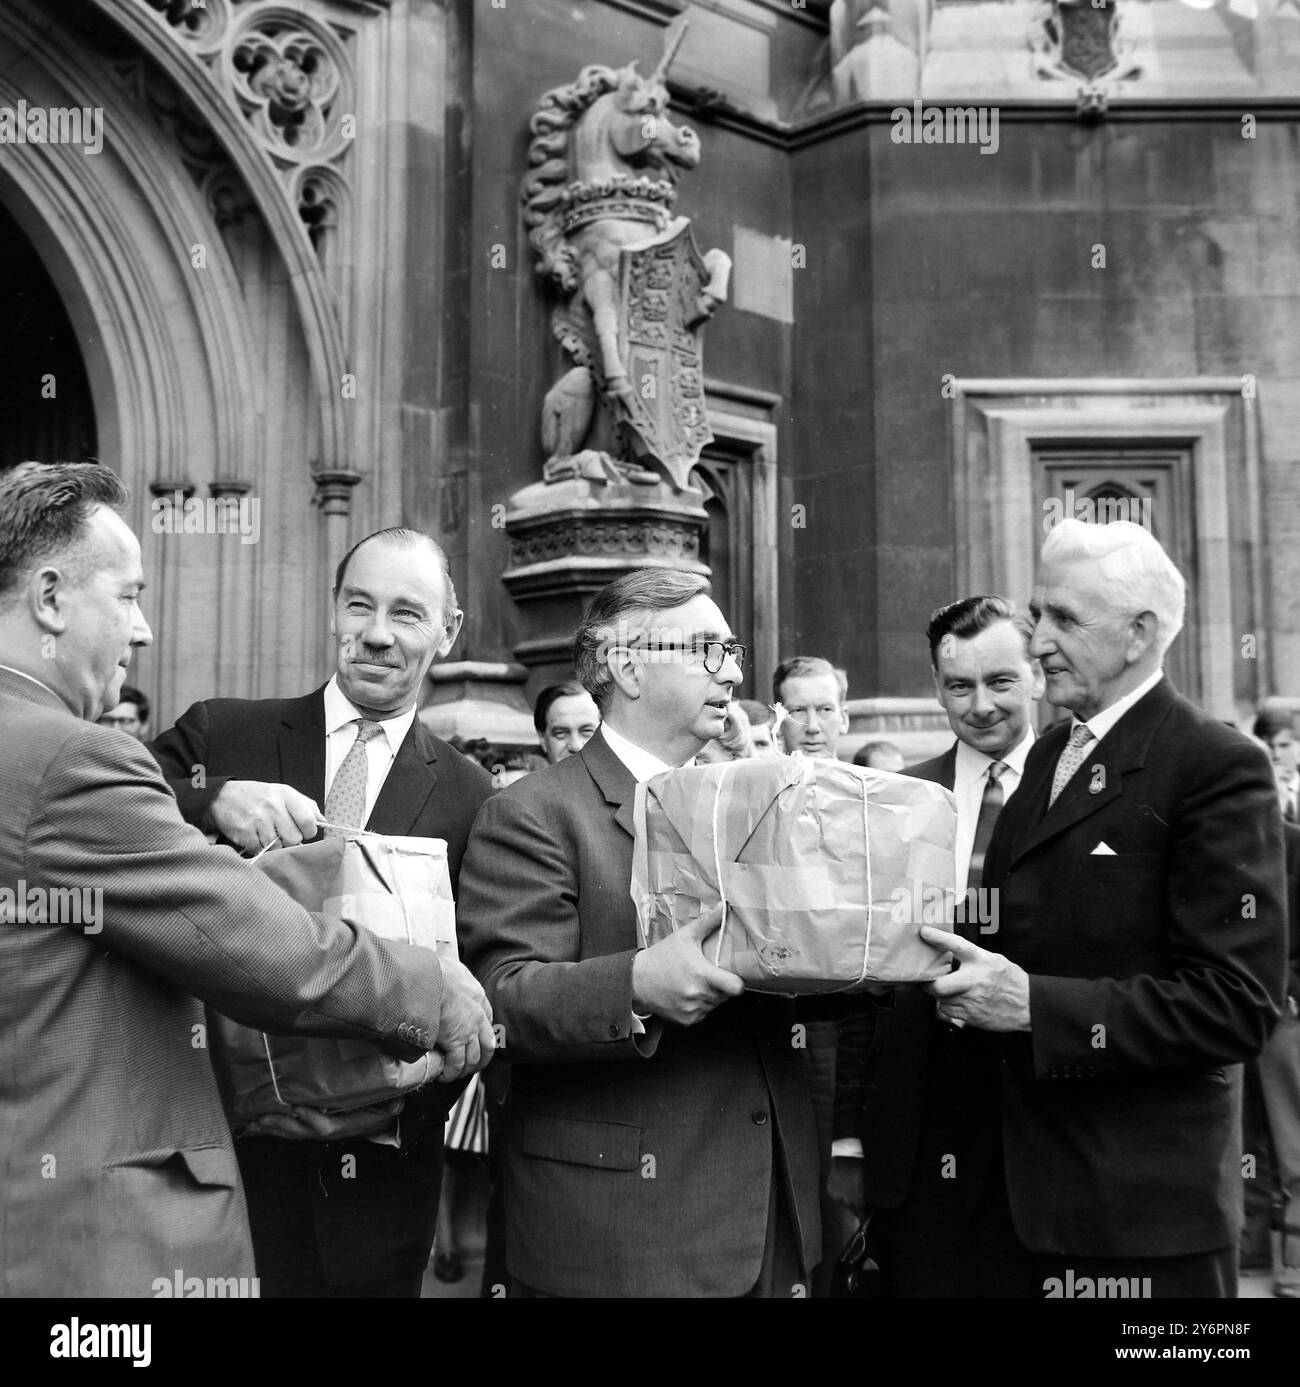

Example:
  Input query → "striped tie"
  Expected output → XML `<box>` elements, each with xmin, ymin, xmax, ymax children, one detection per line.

<box><xmin>967</xmin><ymin>761</ymin><xmax>1006</xmax><ymax>890</ymax></box>
<box><xmin>1049</xmin><ymin>723</ymin><xmax>1095</xmax><ymax>807</ymax></box>
<box><xmin>324</xmin><ymin>719</ymin><xmax>383</xmax><ymax>835</ymax></box>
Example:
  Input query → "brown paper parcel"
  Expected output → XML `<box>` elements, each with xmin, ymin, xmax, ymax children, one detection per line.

<box><xmin>632</xmin><ymin>756</ymin><xmax>956</xmax><ymax>993</ymax></box>
<box><xmin>211</xmin><ymin>833</ymin><xmax>457</xmax><ymax>1126</ymax></box>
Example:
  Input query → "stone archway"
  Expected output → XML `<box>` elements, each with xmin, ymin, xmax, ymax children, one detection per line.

<box><xmin>0</xmin><ymin>0</ymin><xmax>362</xmax><ymax>720</ymax></box>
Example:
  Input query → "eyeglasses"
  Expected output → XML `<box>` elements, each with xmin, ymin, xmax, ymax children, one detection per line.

<box><xmin>638</xmin><ymin>637</ymin><xmax>747</xmax><ymax>674</ymax></box>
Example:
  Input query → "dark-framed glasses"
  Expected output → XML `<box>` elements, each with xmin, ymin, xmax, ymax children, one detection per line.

<box><xmin>641</xmin><ymin>637</ymin><xmax>747</xmax><ymax>673</ymax></box>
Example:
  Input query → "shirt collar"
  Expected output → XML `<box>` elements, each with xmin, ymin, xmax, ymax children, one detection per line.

<box><xmin>323</xmin><ymin>674</ymin><xmax>415</xmax><ymax>756</ymax></box>
<box><xmin>1074</xmin><ymin>668</ymin><xmax>1165</xmax><ymax>746</ymax></box>
<box><xmin>599</xmin><ymin>720</ymin><xmax>680</xmax><ymax>783</ymax></box>
<box><xmin>953</xmin><ymin>726</ymin><xmax>1035</xmax><ymax>782</ymax></box>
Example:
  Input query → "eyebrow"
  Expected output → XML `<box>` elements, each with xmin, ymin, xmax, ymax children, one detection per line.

<box><xmin>341</xmin><ymin>585</ymin><xmax>431</xmax><ymax>611</ymax></box>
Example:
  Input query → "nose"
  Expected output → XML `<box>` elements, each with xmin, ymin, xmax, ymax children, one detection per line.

<box><xmin>718</xmin><ymin>650</ymin><xmax>744</xmax><ymax>685</ymax></box>
<box><xmin>132</xmin><ymin>608</ymin><xmax>153</xmax><ymax>649</ymax></box>
<box><xmin>1028</xmin><ymin>620</ymin><xmax>1052</xmax><ymax>659</ymax></box>
<box><xmin>969</xmin><ymin>682</ymin><xmax>993</xmax><ymax>716</ymax></box>
<box><xmin>361</xmin><ymin>613</ymin><xmax>395</xmax><ymax>647</ymax></box>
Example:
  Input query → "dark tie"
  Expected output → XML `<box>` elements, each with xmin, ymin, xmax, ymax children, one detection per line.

<box><xmin>967</xmin><ymin>761</ymin><xmax>1006</xmax><ymax>890</ymax></box>
<box><xmin>1049</xmin><ymin>723</ymin><xmax>1095</xmax><ymax>807</ymax></box>
<box><xmin>324</xmin><ymin>719</ymin><xmax>383</xmax><ymax>835</ymax></box>
<box><xmin>1286</xmin><ymin>787</ymin><xmax>1299</xmax><ymax>824</ymax></box>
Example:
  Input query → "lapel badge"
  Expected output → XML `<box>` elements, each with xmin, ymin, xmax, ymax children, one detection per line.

<box><xmin>1089</xmin><ymin>764</ymin><xmax>1106</xmax><ymax>794</ymax></box>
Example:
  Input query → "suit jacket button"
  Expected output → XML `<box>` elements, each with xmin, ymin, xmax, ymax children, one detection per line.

<box><xmin>608</xmin><ymin>1023</ymin><xmax>620</xmax><ymax>1037</ymax></box>
<box><xmin>751</xmin><ymin>1109</ymin><xmax>768</xmax><ymax>1126</ymax></box>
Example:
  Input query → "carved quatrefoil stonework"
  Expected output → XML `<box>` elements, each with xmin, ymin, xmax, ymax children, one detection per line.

<box><xmin>138</xmin><ymin>0</ymin><xmax>355</xmax><ymax>256</ymax></box>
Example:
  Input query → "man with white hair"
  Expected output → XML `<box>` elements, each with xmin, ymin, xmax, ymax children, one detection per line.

<box><xmin>918</xmin><ymin>519</ymin><xmax>1286</xmax><ymax>1297</ymax></box>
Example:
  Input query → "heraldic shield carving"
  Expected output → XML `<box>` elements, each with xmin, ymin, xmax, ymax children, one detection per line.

<box><xmin>618</xmin><ymin>222</ymin><xmax>717</xmax><ymax>491</ymax></box>
<box><xmin>521</xmin><ymin>17</ymin><xmax>731</xmax><ymax>492</ymax></box>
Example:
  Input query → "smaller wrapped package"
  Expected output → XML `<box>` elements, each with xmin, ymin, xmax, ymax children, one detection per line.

<box><xmin>632</xmin><ymin>756</ymin><xmax>955</xmax><ymax>994</ymax></box>
<box><xmin>211</xmin><ymin>833</ymin><xmax>455</xmax><ymax>1126</ymax></box>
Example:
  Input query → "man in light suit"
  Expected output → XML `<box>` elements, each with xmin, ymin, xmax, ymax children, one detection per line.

<box><xmin>149</xmin><ymin>526</ymin><xmax>494</xmax><ymax>1298</ymax></box>
<box><xmin>0</xmin><ymin>462</ymin><xmax>491</xmax><ymax>1298</ymax></box>
<box><xmin>830</xmin><ymin>594</ymin><xmax>1042</xmax><ymax>1294</ymax></box>
<box><xmin>920</xmin><ymin>519</ymin><xmax>1286</xmax><ymax>1296</ymax></box>
<box><xmin>458</xmin><ymin>569</ymin><xmax>823</xmax><ymax>1297</ymax></box>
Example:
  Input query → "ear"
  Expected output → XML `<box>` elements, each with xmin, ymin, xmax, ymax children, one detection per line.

<box><xmin>931</xmin><ymin>667</ymin><xmax>945</xmax><ymax>709</ymax></box>
<box><xmin>1027</xmin><ymin>659</ymin><xmax>1046</xmax><ymax>701</ymax></box>
<box><xmin>606</xmin><ymin>643</ymin><xmax>642</xmax><ymax>702</ymax></box>
<box><xmin>1127</xmin><ymin>610</ymin><xmax>1159</xmax><ymax>664</ymax></box>
<box><xmin>437</xmin><ymin>608</ymin><xmax>464</xmax><ymax>659</ymax></box>
<box><xmin>29</xmin><ymin>564</ymin><xmax>70</xmax><ymax>636</ymax></box>
<box><xmin>838</xmin><ymin>705</ymin><xmax>850</xmax><ymax>735</ymax></box>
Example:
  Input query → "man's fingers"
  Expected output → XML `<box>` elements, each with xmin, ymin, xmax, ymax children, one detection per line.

<box><xmin>678</xmin><ymin>903</ymin><xmax>726</xmax><ymax>940</ymax></box>
<box><xmin>702</xmin><ymin>964</ymin><xmax>745</xmax><ymax>997</ymax></box>
<box><xmin>919</xmin><ymin>924</ymin><xmax>975</xmax><ymax>957</ymax></box>
<box><xmin>437</xmin><ymin>1044</ymin><xmax>468</xmax><ymax>1084</ymax></box>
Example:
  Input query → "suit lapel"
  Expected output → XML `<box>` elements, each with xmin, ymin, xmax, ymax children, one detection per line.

<box><xmin>939</xmin><ymin>744</ymin><xmax>957</xmax><ymax>792</ymax></box>
<box><xmin>368</xmin><ymin>719</ymin><xmax>438</xmax><ymax>835</ymax></box>
<box><xmin>277</xmin><ymin>688</ymin><xmax>328</xmax><ymax>810</ymax></box>
<box><xmin>1008</xmin><ymin>679</ymin><xmax>1176</xmax><ymax>866</ymax></box>
<box><xmin>581</xmin><ymin>727</ymin><xmax>638</xmax><ymax>839</ymax></box>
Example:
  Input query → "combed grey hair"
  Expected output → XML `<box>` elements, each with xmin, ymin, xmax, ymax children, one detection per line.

<box><xmin>1040</xmin><ymin>519</ymin><xmax>1186</xmax><ymax>658</ymax></box>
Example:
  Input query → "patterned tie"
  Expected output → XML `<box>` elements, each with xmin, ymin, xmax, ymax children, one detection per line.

<box><xmin>1049</xmin><ymin>723</ymin><xmax>1095</xmax><ymax>807</ymax></box>
<box><xmin>966</xmin><ymin>761</ymin><xmax>1006</xmax><ymax>890</ymax></box>
<box><xmin>324</xmin><ymin>719</ymin><xmax>383</xmax><ymax>835</ymax></box>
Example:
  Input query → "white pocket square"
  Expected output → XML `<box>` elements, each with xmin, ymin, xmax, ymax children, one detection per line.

<box><xmin>1090</xmin><ymin>841</ymin><xmax>1117</xmax><ymax>856</ymax></box>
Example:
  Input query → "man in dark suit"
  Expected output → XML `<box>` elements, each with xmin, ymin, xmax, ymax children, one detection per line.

<box><xmin>150</xmin><ymin>526</ymin><xmax>494</xmax><ymax>1298</ymax></box>
<box><xmin>458</xmin><ymin>569</ymin><xmax>823</xmax><ymax>1297</ymax></box>
<box><xmin>919</xmin><ymin>518</ymin><xmax>1286</xmax><ymax>1297</ymax></box>
<box><xmin>831</xmin><ymin>594</ymin><xmax>1043</xmax><ymax>1294</ymax></box>
<box><xmin>0</xmin><ymin>463</ymin><xmax>490</xmax><ymax>1297</ymax></box>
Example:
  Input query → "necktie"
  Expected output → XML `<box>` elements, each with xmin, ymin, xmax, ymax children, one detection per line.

<box><xmin>324</xmin><ymin>719</ymin><xmax>383</xmax><ymax>835</ymax></box>
<box><xmin>967</xmin><ymin>761</ymin><xmax>1006</xmax><ymax>890</ymax></box>
<box><xmin>1285</xmin><ymin>785</ymin><xmax>1298</xmax><ymax>824</ymax></box>
<box><xmin>1049</xmin><ymin>723</ymin><xmax>1095</xmax><ymax>807</ymax></box>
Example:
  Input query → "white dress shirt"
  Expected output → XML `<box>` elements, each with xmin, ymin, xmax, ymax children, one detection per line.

<box><xmin>952</xmin><ymin>731</ymin><xmax>1035</xmax><ymax>891</ymax></box>
<box><xmin>599</xmin><ymin>722</ymin><xmax>689</xmax><ymax>1032</ymax></box>
<box><xmin>322</xmin><ymin>676</ymin><xmax>417</xmax><ymax>826</ymax></box>
<box><xmin>599</xmin><ymin>720</ymin><xmax>681</xmax><ymax>781</ymax></box>
<box><xmin>1070</xmin><ymin>668</ymin><xmax>1165</xmax><ymax>748</ymax></box>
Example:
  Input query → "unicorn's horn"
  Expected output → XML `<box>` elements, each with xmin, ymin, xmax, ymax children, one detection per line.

<box><xmin>649</xmin><ymin>14</ymin><xmax>689</xmax><ymax>86</ymax></box>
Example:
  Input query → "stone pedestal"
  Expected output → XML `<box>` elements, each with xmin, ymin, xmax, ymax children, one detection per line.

<box><xmin>502</xmin><ymin>476</ymin><xmax>711</xmax><ymax>688</ymax></box>
<box><xmin>418</xmin><ymin>661</ymin><xmax>536</xmax><ymax>750</ymax></box>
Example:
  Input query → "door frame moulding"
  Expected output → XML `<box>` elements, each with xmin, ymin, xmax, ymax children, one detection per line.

<box><xmin>950</xmin><ymin>378</ymin><xmax>1264</xmax><ymax>720</ymax></box>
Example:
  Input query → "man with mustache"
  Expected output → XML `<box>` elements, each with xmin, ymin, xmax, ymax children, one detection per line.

<box><xmin>0</xmin><ymin>467</ymin><xmax>482</xmax><ymax>1297</ymax></box>
<box><xmin>150</xmin><ymin>527</ymin><xmax>494</xmax><ymax>1297</ymax></box>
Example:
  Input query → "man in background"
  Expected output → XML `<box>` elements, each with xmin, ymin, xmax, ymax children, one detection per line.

<box><xmin>774</xmin><ymin>656</ymin><xmax>849</xmax><ymax>760</ymax></box>
<box><xmin>853</xmin><ymin>740</ymin><xmax>905</xmax><ymax>772</ymax></box>
<box><xmin>150</xmin><ymin>526</ymin><xmax>494</xmax><ymax>1298</ymax></box>
<box><xmin>534</xmin><ymin>679</ymin><xmax>601</xmax><ymax>764</ymax></box>
<box><xmin>832</xmin><ymin>594</ymin><xmax>1042</xmax><ymax>1293</ymax></box>
<box><xmin>97</xmin><ymin>681</ymin><xmax>149</xmax><ymax>739</ymax></box>
<box><xmin>1257</xmin><ymin>709</ymin><xmax>1300</xmax><ymax>823</ymax></box>
<box><xmin>739</xmin><ymin>697</ymin><xmax>779</xmax><ymax>757</ymax></box>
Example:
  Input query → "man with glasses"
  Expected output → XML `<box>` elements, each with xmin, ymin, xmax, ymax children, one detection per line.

<box><xmin>459</xmin><ymin>569</ymin><xmax>822</xmax><ymax>1297</ymax></box>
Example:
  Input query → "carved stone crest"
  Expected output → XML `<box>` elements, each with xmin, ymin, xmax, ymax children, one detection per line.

<box><xmin>522</xmin><ymin>17</ymin><xmax>731</xmax><ymax>491</ymax></box>
<box><xmin>1030</xmin><ymin>0</ymin><xmax>1142</xmax><ymax>115</ymax></box>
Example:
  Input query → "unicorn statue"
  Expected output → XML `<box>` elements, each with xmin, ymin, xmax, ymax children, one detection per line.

<box><xmin>522</xmin><ymin>17</ymin><xmax>731</xmax><ymax>489</ymax></box>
